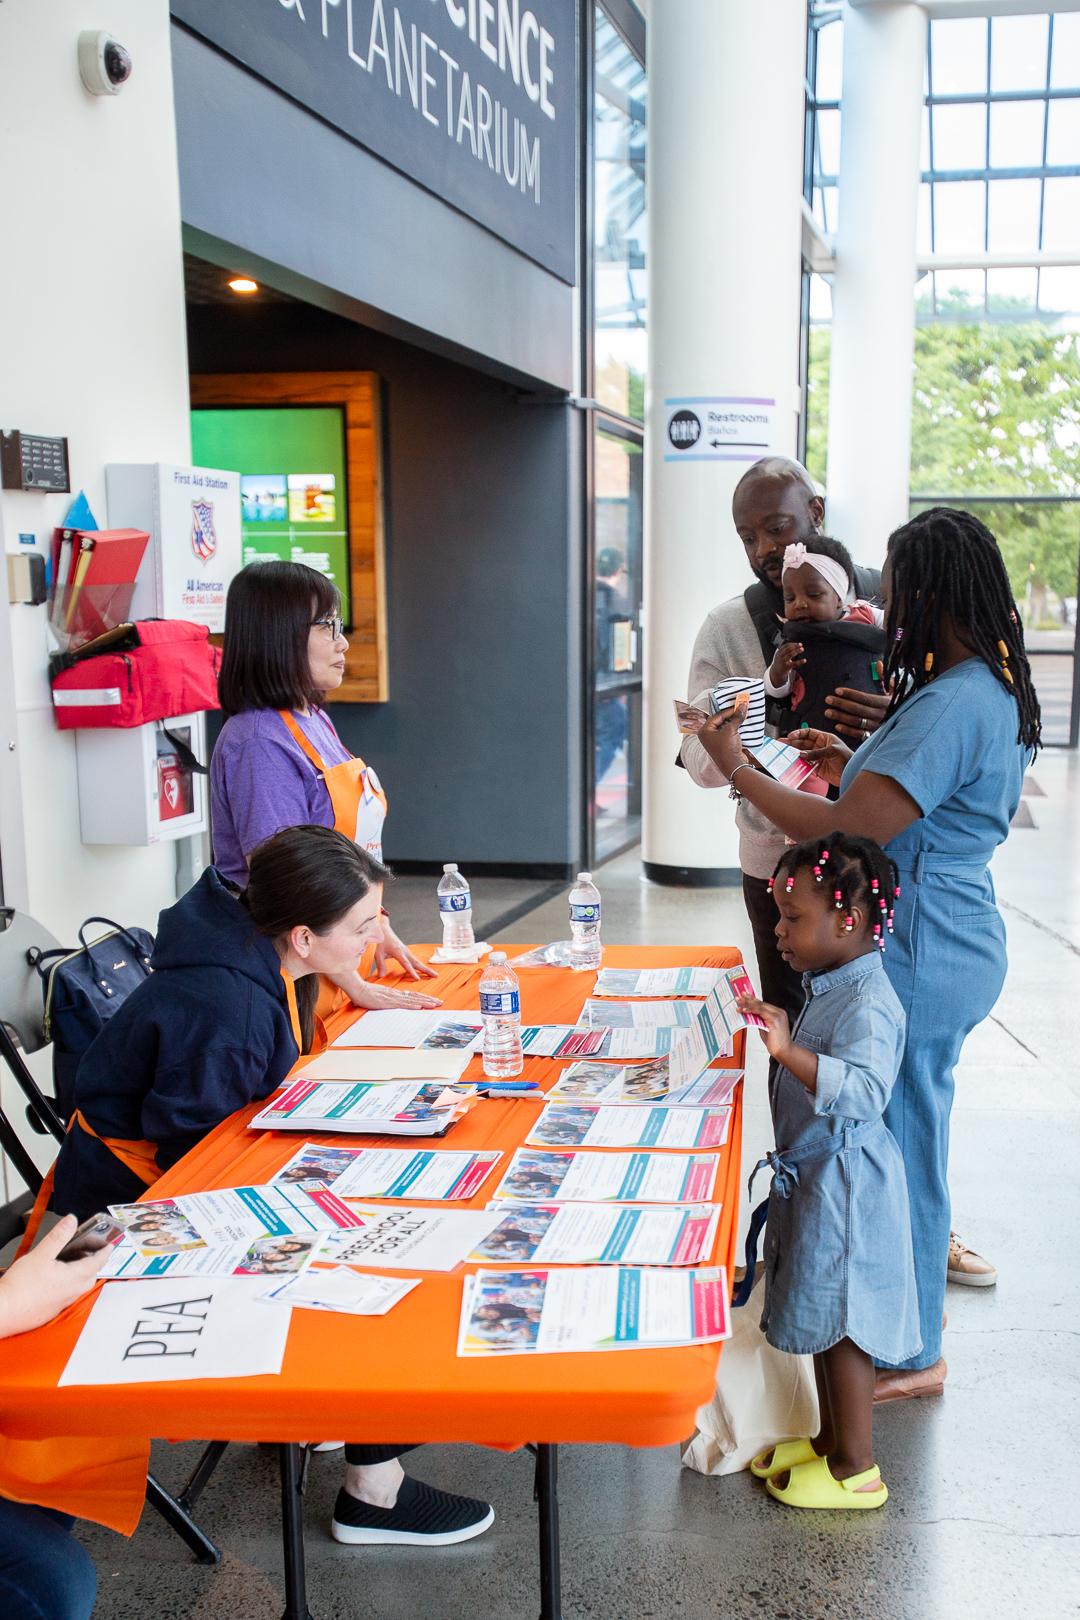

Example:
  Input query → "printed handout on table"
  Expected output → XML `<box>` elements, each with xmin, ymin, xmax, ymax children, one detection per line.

<box><xmin>272</xmin><ymin>1142</ymin><xmax>502</xmax><ymax>1202</ymax></box>
<box><xmin>525</xmin><ymin>1103</ymin><xmax>731</xmax><ymax>1152</ymax></box>
<box><xmin>310</xmin><ymin>1205</ymin><xmax>505</xmax><ymax>1271</ymax></box>
<box><xmin>549</xmin><ymin>1059</ymin><xmax>672</xmax><ymax>1104</ymax></box>
<box><xmin>249</xmin><ymin>1078</ymin><xmax>467</xmax><ymax>1136</ymax></box>
<box><xmin>469</xmin><ymin>1202</ymin><xmax>721</xmax><ymax>1267</ymax></box>
<box><xmin>493</xmin><ymin>1149</ymin><xmax>719</xmax><ymax>1205</ymax></box>
<box><xmin>666</xmin><ymin>1069</ymin><xmax>744</xmax><ymax>1108</ymax></box>
<box><xmin>59</xmin><ymin>1276</ymin><xmax>292</xmax><ymax>1385</ymax></box>
<box><xmin>592</xmin><ymin>967</ymin><xmax>722</xmax><ymax>999</ymax></box>
<box><xmin>102</xmin><ymin>1182</ymin><xmax>359</xmax><ymax>1280</ymax></box>
<box><xmin>260</xmin><ymin>1269</ymin><xmax>421</xmax><ymax>1316</ymax></box>
<box><xmin>330</xmin><ymin>1009</ymin><xmax>484</xmax><ymax>1051</ymax></box>
<box><xmin>581</xmin><ymin>999</ymin><xmax>696</xmax><ymax>1032</ymax></box>
<box><xmin>299</xmin><ymin>1048</ymin><xmax>473</xmax><ymax>1084</ymax></box>
<box><xmin>457</xmin><ymin>1265</ymin><xmax>731</xmax><ymax>1355</ymax></box>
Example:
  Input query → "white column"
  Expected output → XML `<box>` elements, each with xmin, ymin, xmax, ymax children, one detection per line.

<box><xmin>826</xmin><ymin>0</ymin><xmax>927</xmax><ymax>562</ymax></box>
<box><xmin>642</xmin><ymin>0</ymin><xmax>807</xmax><ymax>880</ymax></box>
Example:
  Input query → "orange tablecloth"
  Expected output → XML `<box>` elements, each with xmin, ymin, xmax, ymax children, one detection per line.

<box><xmin>0</xmin><ymin>946</ymin><xmax>744</xmax><ymax>1455</ymax></box>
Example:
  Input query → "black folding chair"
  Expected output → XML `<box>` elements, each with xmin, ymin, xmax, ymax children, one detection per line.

<box><xmin>0</xmin><ymin>906</ymin><xmax>223</xmax><ymax>1566</ymax></box>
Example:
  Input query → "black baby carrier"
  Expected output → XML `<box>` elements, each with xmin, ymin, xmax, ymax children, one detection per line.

<box><xmin>778</xmin><ymin>617</ymin><xmax>888</xmax><ymax>736</ymax></box>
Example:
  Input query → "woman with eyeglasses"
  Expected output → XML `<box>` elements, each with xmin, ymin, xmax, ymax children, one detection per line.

<box><xmin>210</xmin><ymin>561</ymin><xmax>439</xmax><ymax>1016</ymax></box>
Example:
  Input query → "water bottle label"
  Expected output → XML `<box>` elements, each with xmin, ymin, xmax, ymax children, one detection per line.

<box><xmin>439</xmin><ymin>893</ymin><xmax>471</xmax><ymax>913</ymax></box>
<box><xmin>570</xmin><ymin>902</ymin><xmax>600</xmax><ymax>923</ymax></box>
<box><xmin>480</xmin><ymin>990</ymin><xmax>520</xmax><ymax>1016</ymax></box>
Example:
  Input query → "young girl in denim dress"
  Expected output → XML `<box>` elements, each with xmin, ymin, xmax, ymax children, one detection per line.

<box><xmin>736</xmin><ymin>832</ymin><xmax>920</xmax><ymax>1510</ymax></box>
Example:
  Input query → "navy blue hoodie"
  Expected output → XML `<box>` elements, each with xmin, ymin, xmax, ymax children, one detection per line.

<box><xmin>53</xmin><ymin>867</ymin><xmax>299</xmax><ymax>1220</ymax></box>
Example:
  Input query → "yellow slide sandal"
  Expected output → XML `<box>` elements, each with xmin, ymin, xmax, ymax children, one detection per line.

<box><xmin>766</xmin><ymin>1455</ymin><xmax>888</xmax><ymax>1510</ymax></box>
<box><xmin>749</xmin><ymin>1438</ymin><xmax>817</xmax><ymax>1480</ymax></box>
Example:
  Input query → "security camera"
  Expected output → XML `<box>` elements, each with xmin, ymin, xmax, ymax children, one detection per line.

<box><xmin>77</xmin><ymin>30</ymin><xmax>133</xmax><ymax>96</ymax></box>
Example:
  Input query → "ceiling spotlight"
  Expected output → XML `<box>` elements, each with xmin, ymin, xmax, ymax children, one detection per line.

<box><xmin>228</xmin><ymin>277</ymin><xmax>259</xmax><ymax>295</ymax></box>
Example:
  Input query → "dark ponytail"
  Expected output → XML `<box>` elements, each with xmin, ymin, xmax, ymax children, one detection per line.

<box><xmin>242</xmin><ymin>826</ymin><xmax>391</xmax><ymax>1051</ymax></box>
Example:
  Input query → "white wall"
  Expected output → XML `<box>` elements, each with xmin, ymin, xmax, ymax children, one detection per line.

<box><xmin>0</xmin><ymin>0</ymin><xmax>192</xmax><ymax>1189</ymax></box>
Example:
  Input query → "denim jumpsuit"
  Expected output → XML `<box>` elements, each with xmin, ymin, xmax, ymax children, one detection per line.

<box><xmin>841</xmin><ymin>660</ymin><xmax>1028</xmax><ymax>1370</ymax></box>
<box><xmin>760</xmin><ymin>952</ymin><xmax>921</xmax><ymax>1366</ymax></box>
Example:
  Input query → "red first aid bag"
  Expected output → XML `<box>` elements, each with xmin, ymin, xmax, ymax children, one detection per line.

<box><xmin>50</xmin><ymin>621</ymin><xmax>221</xmax><ymax>729</ymax></box>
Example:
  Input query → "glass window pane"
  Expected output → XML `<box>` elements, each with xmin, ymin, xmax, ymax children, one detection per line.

<box><xmin>930</xmin><ymin>103</ymin><xmax>987</xmax><ymax>172</ymax></box>
<box><xmin>816</xmin><ymin>108</ymin><xmax>841</xmax><ymax>177</ymax></box>
<box><xmin>989</xmin><ymin>15</ymin><xmax>1049</xmax><ymax>94</ymax></box>
<box><xmin>813</xmin><ymin>185</ymin><xmax>827</xmax><ymax>233</ymax></box>
<box><xmin>929</xmin><ymin>18</ymin><xmax>987</xmax><ymax>97</ymax></box>
<box><xmin>987</xmin><ymin>179</ymin><xmax>1042</xmax><ymax>253</ymax></box>
<box><xmin>593</xmin><ymin>10</ymin><xmax>646</xmax><ymax>420</ymax></box>
<box><xmin>815</xmin><ymin>17</ymin><xmax>843</xmax><ymax>103</ymax></box>
<box><xmin>1049</xmin><ymin>14</ymin><xmax>1080</xmax><ymax>91</ymax></box>
<box><xmin>808</xmin><ymin>273</ymin><xmax>832</xmax><ymax>322</ymax></box>
<box><xmin>821</xmin><ymin>185</ymin><xmax>837</xmax><ymax>236</ymax></box>
<box><xmin>1046</xmin><ymin>98</ymin><xmax>1080</xmax><ymax>169</ymax></box>
<box><xmin>918</xmin><ymin>181</ymin><xmax>933</xmax><ymax>256</ymax></box>
<box><xmin>934</xmin><ymin>268</ymin><xmax>985</xmax><ymax>316</ymax></box>
<box><xmin>989</xmin><ymin>100</ymin><xmax>1047</xmax><ymax>171</ymax></box>
<box><xmin>986</xmin><ymin>267</ymin><xmax>1038</xmax><ymax>315</ymax></box>
<box><xmin>1042</xmin><ymin>176</ymin><xmax>1080</xmax><ymax>251</ymax></box>
<box><xmin>932</xmin><ymin>180</ymin><xmax>986</xmax><ymax>255</ymax></box>
<box><xmin>921</xmin><ymin>106</ymin><xmax>931</xmax><ymax>174</ymax></box>
<box><xmin>1038</xmin><ymin>265</ymin><xmax>1080</xmax><ymax>315</ymax></box>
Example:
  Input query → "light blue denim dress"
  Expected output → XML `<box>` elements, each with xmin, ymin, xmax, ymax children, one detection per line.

<box><xmin>842</xmin><ymin>660</ymin><xmax>1028</xmax><ymax>1369</ymax></box>
<box><xmin>759</xmin><ymin>952</ymin><xmax>922</xmax><ymax>1364</ymax></box>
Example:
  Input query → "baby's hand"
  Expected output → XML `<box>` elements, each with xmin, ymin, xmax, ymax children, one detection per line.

<box><xmin>768</xmin><ymin>641</ymin><xmax>805</xmax><ymax>686</ymax></box>
<box><xmin>737</xmin><ymin>996</ymin><xmax>791</xmax><ymax>1059</ymax></box>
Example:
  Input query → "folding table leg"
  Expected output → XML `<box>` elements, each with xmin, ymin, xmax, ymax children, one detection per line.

<box><xmin>534</xmin><ymin>1444</ymin><xmax>563</xmax><ymax>1620</ymax></box>
<box><xmin>145</xmin><ymin>1473</ymin><xmax>220</xmax><ymax>1566</ymax></box>
<box><xmin>178</xmin><ymin>1440</ymin><xmax>230</xmax><ymax>1512</ymax></box>
<box><xmin>278</xmin><ymin>1443</ymin><xmax>314</xmax><ymax>1620</ymax></box>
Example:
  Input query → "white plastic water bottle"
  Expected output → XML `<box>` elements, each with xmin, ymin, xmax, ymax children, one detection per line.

<box><xmin>568</xmin><ymin>872</ymin><xmax>603</xmax><ymax>971</ymax></box>
<box><xmin>437</xmin><ymin>863</ymin><xmax>475</xmax><ymax>951</ymax></box>
<box><xmin>479</xmin><ymin>952</ymin><xmax>524</xmax><ymax>1077</ymax></box>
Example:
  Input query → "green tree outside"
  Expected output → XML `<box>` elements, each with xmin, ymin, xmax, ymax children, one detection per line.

<box><xmin>806</xmin><ymin>294</ymin><xmax>1080</xmax><ymax>625</ymax></box>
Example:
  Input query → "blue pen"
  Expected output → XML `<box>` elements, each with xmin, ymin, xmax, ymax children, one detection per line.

<box><xmin>480</xmin><ymin>1082</ymin><xmax>542</xmax><ymax>1095</ymax></box>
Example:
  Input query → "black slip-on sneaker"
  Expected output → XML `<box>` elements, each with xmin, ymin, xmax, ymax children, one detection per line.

<box><xmin>331</xmin><ymin>1475</ymin><xmax>495</xmax><ymax>1546</ymax></box>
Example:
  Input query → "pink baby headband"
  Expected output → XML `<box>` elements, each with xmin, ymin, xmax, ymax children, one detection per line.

<box><xmin>782</xmin><ymin>542</ymin><xmax>852</xmax><ymax>606</ymax></box>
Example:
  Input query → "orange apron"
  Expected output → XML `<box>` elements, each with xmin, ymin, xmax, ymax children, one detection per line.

<box><xmin>279</xmin><ymin>710</ymin><xmax>390</xmax><ymax>1023</ymax></box>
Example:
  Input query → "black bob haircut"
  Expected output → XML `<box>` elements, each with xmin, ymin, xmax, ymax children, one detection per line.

<box><xmin>218</xmin><ymin>562</ymin><xmax>340</xmax><ymax>717</ymax></box>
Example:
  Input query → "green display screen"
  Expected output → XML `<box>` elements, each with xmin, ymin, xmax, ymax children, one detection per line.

<box><xmin>190</xmin><ymin>406</ymin><xmax>351</xmax><ymax>623</ymax></box>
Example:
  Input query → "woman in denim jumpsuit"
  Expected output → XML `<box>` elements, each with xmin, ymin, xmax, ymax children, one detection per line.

<box><xmin>698</xmin><ymin>508</ymin><xmax>1041</xmax><ymax>1398</ymax></box>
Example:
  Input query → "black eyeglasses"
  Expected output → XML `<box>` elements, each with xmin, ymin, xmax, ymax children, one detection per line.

<box><xmin>311</xmin><ymin>616</ymin><xmax>345</xmax><ymax>640</ymax></box>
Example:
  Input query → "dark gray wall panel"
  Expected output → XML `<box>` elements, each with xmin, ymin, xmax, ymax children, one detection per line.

<box><xmin>189</xmin><ymin>305</ymin><xmax>583</xmax><ymax>869</ymax></box>
<box><xmin>172</xmin><ymin>26</ymin><xmax>575</xmax><ymax>393</ymax></box>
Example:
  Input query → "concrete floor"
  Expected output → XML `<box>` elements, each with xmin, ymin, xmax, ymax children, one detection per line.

<box><xmin>79</xmin><ymin>752</ymin><xmax>1080</xmax><ymax>1619</ymax></box>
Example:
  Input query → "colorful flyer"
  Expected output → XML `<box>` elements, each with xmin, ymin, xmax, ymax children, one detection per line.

<box><xmin>102</xmin><ymin>1181</ymin><xmax>358</xmax><ymax>1280</ymax></box>
<box><xmin>248</xmin><ymin>1078</ymin><xmax>465</xmax><ymax>1136</ymax></box>
<box><xmin>271</xmin><ymin>1142</ymin><xmax>502</xmax><ymax>1202</ymax></box>
<box><xmin>492</xmin><ymin>1149</ymin><xmax>719</xmax><ymax>1205</ymax></box>
<box><xmin>525</xmin><ymin>1103</ymin><xmax>731</xmax><ymax>1152</ymax></box>
<box><xmin>549</xmin><ymin>1059</ymin><xmax>672</xmax><ymax>1104</ymax></box>
<box><xmin>748</xmin><ymin>736</ymin><xmax>821</xmax><ymax>790</ymax></box>
<box><xmin>457</xmin><ymin>1266</ymin><xmax>731</xmax><ymax>1355</ymax></box>
<box><xmin>592</xmin><ymin>967</ymin><xmax>722</xmax><ymax>999</ymax></box>
<box><xmin>260</xmin><ymin>1269</ymin><xmax>420</xmax><ymax>1316</ymax></box>
<box><xmin>469</xmin><ymin>1203</ymin><xmax>721</xmax><ymax>1267</ymax></box>
<box><xmin>581</xmin><ymin>999</ymin><xmax>696</xmax><ymax>1031</ymax></box>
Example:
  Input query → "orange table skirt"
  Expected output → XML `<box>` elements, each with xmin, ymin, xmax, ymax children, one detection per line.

<box><xmin>0</xmin><ymin>946</ymin><xmax>745</xmax><ymax>1459</ymax></box>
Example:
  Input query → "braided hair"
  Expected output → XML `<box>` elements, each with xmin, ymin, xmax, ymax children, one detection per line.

<box><xmin>769</xmin><ymin>834</ymin><xmax>900</xmax><ymax>953</ymax></box>
<box><xmin>883</xmin><ymin>507</ymin><xmax>1041</xmax><ymax>752</ymax></box>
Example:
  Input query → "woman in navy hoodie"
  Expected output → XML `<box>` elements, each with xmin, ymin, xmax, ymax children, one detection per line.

<box><xmin>51</xmin><ymin>824</ymin><xmax>496</xmax><ymax>1550</ymax></box>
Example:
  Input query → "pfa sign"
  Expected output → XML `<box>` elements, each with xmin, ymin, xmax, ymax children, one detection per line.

<box><xmin>663</xmin><ymin>397</ymin><xmax>778</xmax><ymax>463</ymax></box>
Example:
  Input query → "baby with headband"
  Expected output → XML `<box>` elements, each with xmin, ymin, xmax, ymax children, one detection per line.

<box><xmin>765</xmin><ymin>537</ymin><xmax>886</xmax><ymax>736</ymax></box>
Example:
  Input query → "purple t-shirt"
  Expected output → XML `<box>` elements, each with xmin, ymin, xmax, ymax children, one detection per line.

<box><xmin>210</xmin><ymin>708</ymin><xmax>354</xmax><ymax>885</ymax></box>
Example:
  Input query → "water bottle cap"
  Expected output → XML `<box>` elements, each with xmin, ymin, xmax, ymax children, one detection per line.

<box><xmin>576</xmin><ymin>872</ymin><xmax>592</xmax><ymax>882</ymax></box>
<box><xmin>489</xmin><ymin>951</ymin><xmax>507</xmax><ymax>963</ymax></box>
<box><xmin>443</xmin><ymin>863</ymin><xmax>458</xmax><ymax>873</ymax></box>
